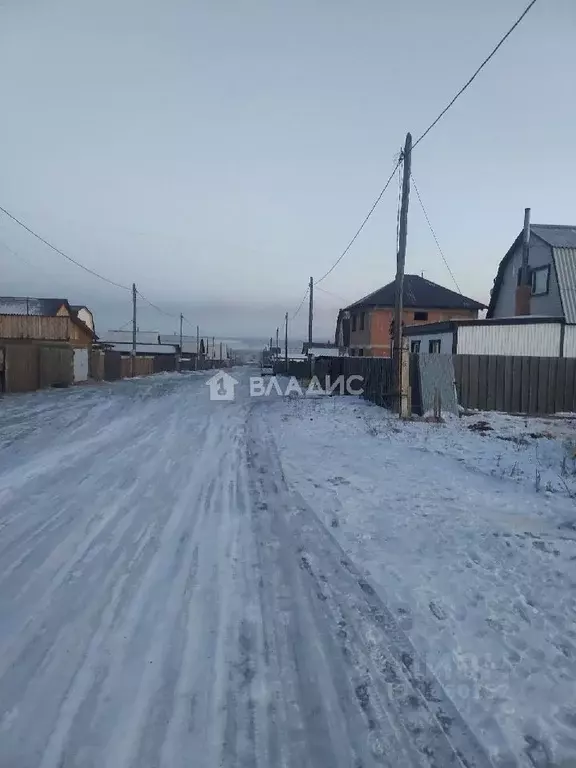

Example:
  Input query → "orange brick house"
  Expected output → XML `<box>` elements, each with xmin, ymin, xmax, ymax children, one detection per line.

<box><xmin>335</xmin><ymin>274</ymin><xmax>486</xmax><ymax>356</ymax></box>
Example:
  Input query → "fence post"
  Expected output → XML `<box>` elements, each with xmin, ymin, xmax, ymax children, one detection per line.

<box><xmin>399</xmin><ymin>337</ymin><xmax>411</xmax><ymax>418</ymax></box>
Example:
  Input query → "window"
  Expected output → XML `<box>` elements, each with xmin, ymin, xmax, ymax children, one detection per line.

<box><xmin>351</xmin><ymin>314</ymin><xmax>357</xmax><ymax>331</ymax></box>
<box><xmin>414</xmin><ymin>311</ymin><xmax>428</xmax><ymax>321</ymax></box>
<box><xmin>358</xmin><ymin>348</ymin><xmax>364</xmax><ymax>357</ymax></box>
<box><xmin>531</xmin><ymin>265</ymin><xmax>550</xmax><ymax>296</ymax></box>
<box><xmin>429</xmin><ymin>339</ymin><xmax>441</xmax><ymax>353</ymax></box>
<box><xmin>359</xmin><ymin>312</ymin><xmax>365</xmax><ymax>331</ymax></box>
<box><xmin>350</xmin><ymin>348</ymin><xmax>356</xmax><ymax>356</ymax></box>
<box><xmin>411</xmin><ymin>340</ymin><xmax>421</xmax><ymax>353</ymax></box>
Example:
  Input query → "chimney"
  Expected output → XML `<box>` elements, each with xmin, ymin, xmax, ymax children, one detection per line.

<box><xmin>515</xmin><ymin>207</ymin><xmax>531</xmax><ymax>316</ymax></box>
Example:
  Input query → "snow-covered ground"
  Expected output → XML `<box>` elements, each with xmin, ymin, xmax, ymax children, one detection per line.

<box><xmin>0</xmin><ymin>372</ymin><xmax>575</xmax><ymax>767</ymax></box>
<box><xmin>268</xmin><ymin>395</ymin><xmax>576</xmax><ymax>767</ymax></box>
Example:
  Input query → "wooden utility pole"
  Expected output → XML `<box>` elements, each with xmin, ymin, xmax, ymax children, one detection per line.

<box><xmin>196</xmin><ymin>325</ymin><xmax>199</xmax><ymax>370</ymax></box>
<box><xmin>131</xmin><ymin>282</ymin><xmax>137</xmax><ymax>377</ymax></box>
<box><xmin>394</xmin><ymin>132</ymin><xmax>412</xmax><ymax>415</ymax></box>
<box><xmin>276</xmin><ymin>327</ymin><xmax>279</xmax><ymax>360</ymax></box>
<box><xmin>219</xmin><ymin>341</ymin><xmax>223</xmax><ymax>362</ymax></box>
<box><xmin>308</xmin><ymin>276</ymin><xmax>314</xmax><ymax>346</ymax></box>
<box><xmin>284</xmin><ymin>311</ymin><xmax>288</xmax><ymax>372</ymax></box>
<box><xmin>179</xmin><ymin>313</ymin><xmax>183</xmax><ymax>371</ymax></box>
<box><xmin>212</xmin><ymin>336</ymin><xmax>215</xmax><ymax>360</ymax></box>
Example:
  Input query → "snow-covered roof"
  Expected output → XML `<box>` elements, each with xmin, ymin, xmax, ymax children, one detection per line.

<box><xmin>108</xmin><ymin>342</ymin><xmax>176</xmax><ymax>355</ymax></box>
<box><xmin>101</xmin><ymin>330</ymin><xmax>159</xmax><ymax>345</ymax></box>
<box><xmin>0</xmin><ymin>297</ymin><xmax>68</xmax><ymax>316</ymax></box>
<box><xmin>308</xmin><ymin>346</ymin><xmax>340</xmax><ymax>357</ymax></box>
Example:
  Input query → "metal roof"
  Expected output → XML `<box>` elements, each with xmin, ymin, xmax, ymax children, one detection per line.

<box><xmin>531</xmin><ymin>225</ymin><xmax>576</xmax><ymax>249</ymax></box>
<box><xmin>109</xmin><ymin>342</ymin><xmax>177</xmax><ymax>355</ymax></box>
<box><xmin>101</xmin><ymin>330</ymin><xmax>159</xmax><ymax>345</ymax></box>
<box><xmin>552</xmin><ymin>247</ymin><xmax>576</xmax><ymax>324</ymax></box>
<box><xmin>0</xmin><ymin>297</ymin><xmax>68</xmax><ymax>316</ymax></box>
<box><xmin>159</xmin><ymin>334</ymin><xmax>197</xmax><ymax>345</ymax></box>
<box><xmin>346</xmin><ymin>274</ymin><xmax>485</xmax><ymax>311</ymax></box>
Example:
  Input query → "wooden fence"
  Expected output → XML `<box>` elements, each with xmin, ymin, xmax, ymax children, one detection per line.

<box><xmin>1</xmin><ymin>343</ymin><xmax>73</xmax><ymax>392</ymax></box>
<box><xmin>0</xmin><ymin>315</ymin><xmax>69</xmax><ymax>340</ymax></box>
<box><xmin>454</xmin><ymin>354</ymin><xmax>576</xmax><ymax>415</ymax></box>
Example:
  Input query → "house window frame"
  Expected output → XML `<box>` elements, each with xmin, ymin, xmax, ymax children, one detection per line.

<box><xmin>413</xmin><ymin>311</ymin><xmax>428</xmax><ymax>321</ymax></box>
<box><xmin>359</xmin><ymin>312</ymin><xmax>365</xmax><ymax>331</ymax></box>
<box><xmin>358</xmin><ymin>348</ymin><xmax>364</xmax><ymax>357</ymax></box>
<box><xmin>411</xmin><ymin>340</ymin><xmax>421</xmax><ymax>353</ymax></box>
<box><xmin>531</xmin><ymin>265</ymin><xmax>550</xmax><ymax>296</ymax></box>
<box><xmin>429</xmin><ymin>339</ymin><xmax>441</xmax><ymax>353</ymax></box>
<box><xmin>351</xmin><ymin>314</ymin><xmax>357</xmax><ymax>332</ymax></box>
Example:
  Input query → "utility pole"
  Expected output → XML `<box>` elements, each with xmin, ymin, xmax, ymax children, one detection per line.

<box><xmin>219</xmin><ymin>341</ymin><xmax>223</xmax><ymax>363</ymax></box>
<box><xmin>284</xmin><ymin>312</ymin><xmax>288</xmax><ymax>372</ymax></box>
<box><xmin>212</xmin><ymin>336</ymin><xmax>215</xmax><ymax>360</ymax></box>
<box><xmin>308</xmin><ymin>276</ymin><xmax>314</xmax><ymax>346</ymax></box>
<box><xmin>196</xmin><ymin>325</ymin><xmax>200</xmax><ymax>370</ymax></box>
<box><xmin>179</xmin><ymin>313</ymin><xmax>183</xmax><ymax>372</ymax></box>
<box><xmin>276</xmin><ymin>327</ymin><xmax>279</xmax><ymax>360</ymax></box>
<box><xmin>394</xmin><ymin>132</ymin><xmax>412</xmax><ymax>414</ymax></box>
<box><xmin>131</xmin><ymin>282</ymin><xmax>137</xmax><ymax>377</ymax></box>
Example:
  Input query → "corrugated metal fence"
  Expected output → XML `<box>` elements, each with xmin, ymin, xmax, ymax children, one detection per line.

<box><xmin>454</xmin><ymin>354</ymin><xmax>576</xmax><ymax>415</ymax></box>
<box><xmin>273</xmin><ymin>353</ymin><xmax>576</xmax><ymax>416</ymax></box>
<box><xmin>274</xmin><ymin>357</ymin><xmax>396</xmax><ymax>409</ymax></box>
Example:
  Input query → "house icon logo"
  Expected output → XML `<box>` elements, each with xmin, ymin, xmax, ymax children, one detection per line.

<box><xmin>205</xmin><ymin>370</ymin><xmax>239</xmax><ymax>401</ymax></box>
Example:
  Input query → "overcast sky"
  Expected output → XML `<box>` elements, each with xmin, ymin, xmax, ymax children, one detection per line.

<box><xmin>0</xmin><ymin>0</ymin><xmax>573</xmax><ymax>338</ymax></box>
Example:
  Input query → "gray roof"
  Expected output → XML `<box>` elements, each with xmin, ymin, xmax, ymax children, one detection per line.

<box><xmin>159</xmin><ymin>334</ymin><xmax>197</xmax><ymax>345</ymax></box>
<box><xmin>552</xmin><ymin>247</ymin><xmax>576</xmax><ymax>324</ymax></box>
<box><xmin>0</xmin><ymin>297</ymin><xmax>68</xmax><ymax>316</ymax></box>
<box><xmin>109</xmin><ymin>342</ymin><xmax>177</xmax><ymax>355</ymax></box>
<box><xmin>531</xmin><ymin>224</ymin><xmax>576</xmax><ymax>249</ymax></box>
<box><xmin>346</xmin><ymin>274</ymin><xmax>485</xmax><ymax>311</ymax></box>
<box><xmin>101</xmin><ymin>330</ymin><xmax>159</xmax><ymax>345</ymax></box>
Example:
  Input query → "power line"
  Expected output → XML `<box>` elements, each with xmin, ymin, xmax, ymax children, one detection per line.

<box><xmin>136</xmin><ymin>290</ymin><xmax>179</xmax><ymax>318</ymax></box>
<box><xmin>290</xmin><ymin>288</ymin><xmax>309</xmax><ymax>321</ymax></box>
<box><xmin>413</xmin><ymin>0</ymin><xmax>538</xmax><ymax>149</ymax></box>
<box><xmin>411</xmin><ymin>174</ymin><xmax>461</xmax><ymax>293</ymax></box>
<box><xmin>315</xmin><ymin>284</ymin><xmax>348</xmax><ymax>304</ymax></box>
<box><xmin>314</xmin><ymin>159</ymin><xmax>401</xmax><ymax>287</ymax></box>
<box><xmin>312</xmin><ymin>0</ymin><xmax>538</xmax><ymax>287</ymax></box>
<box><xmin>0</xmin><ymin>205</ymin><xmax>131</xmax><ymax>291</ymax></box>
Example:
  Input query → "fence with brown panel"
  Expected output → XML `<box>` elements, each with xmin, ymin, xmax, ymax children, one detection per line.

<box><xmin>38</xmin><ymin>346</ymin><xmax>73</xmax><ymax>388</ymax></box>
<box><xmin>2</xmin><ymin>343</ymin><xmax>73</xmax><ymax>392</ymax></box>
<box><xmin>90</xmin><ymin>349</ymin><xmax>105</xmax><ymax>380</ymax></box>
<box><xmin>454</xmin><ymin>354</ymin><xmax>576</xmax><ymax>415</ymax></box>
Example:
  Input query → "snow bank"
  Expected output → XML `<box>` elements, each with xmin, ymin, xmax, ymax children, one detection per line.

<box><xmin>269</xmin><ymin>396</ymin><xmax>576</xmax><ymax>767</ymax></box>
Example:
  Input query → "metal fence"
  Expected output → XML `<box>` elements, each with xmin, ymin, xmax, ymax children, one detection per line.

<box><xmin>274</xmin><ymin>357</ymin><xmax>396</xmax><ymax>409</ymax></box>
<box><xmin>454</xmin><ymin>354</ymin><xmax>576</xmax><ymax>415</ymax></box>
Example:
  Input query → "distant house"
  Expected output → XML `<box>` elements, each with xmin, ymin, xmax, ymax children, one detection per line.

<box><xmin>488</xmin><ymin>224</ymin><xmax>576</xmax><ymax>321</ymax></box>
<box><xmin>335</xmin><ymin>275</ymin><xmax>485</xmax><ymax>357</ymax></box>
<box><xmin>302</xmin><ymin>341</ymin><xmax>340</xmax><ymax>358</ymax></box>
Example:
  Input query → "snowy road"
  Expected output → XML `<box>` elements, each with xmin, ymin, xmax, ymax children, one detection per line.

<box><xmin>0</xmin><ymin>371</ymin><xmax>551</xmax><ymax>767</ymax></box>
